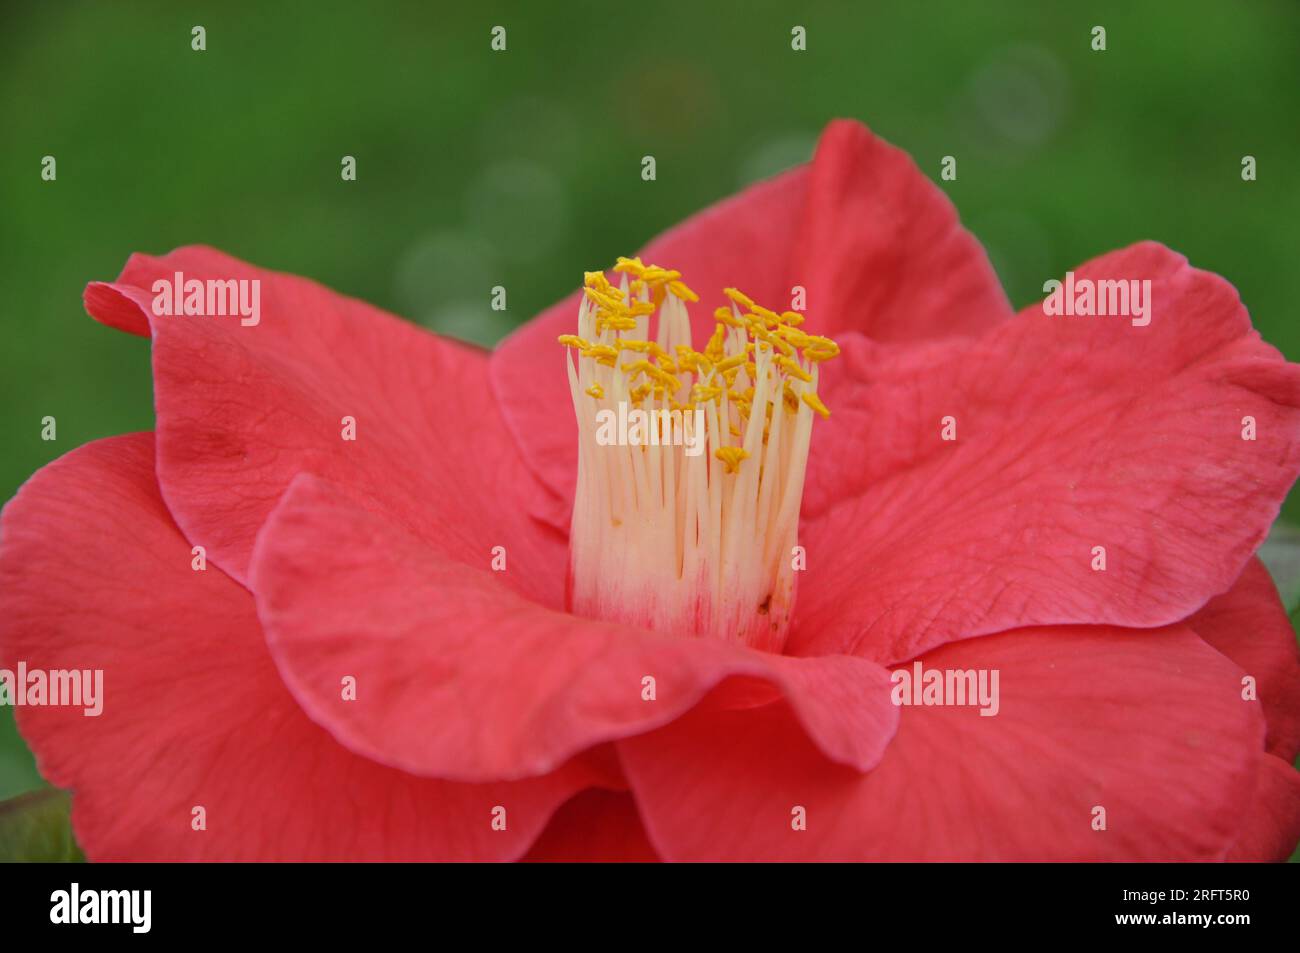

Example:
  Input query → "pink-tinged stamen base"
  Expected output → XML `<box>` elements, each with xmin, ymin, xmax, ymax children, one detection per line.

<box><xmin>559</xmin><ymin>259</ymin><xmax>838</xmax><ymax>653</ymax></box>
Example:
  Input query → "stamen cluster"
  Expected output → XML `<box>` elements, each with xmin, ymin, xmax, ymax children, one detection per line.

<box><xmin>558</xmin><ymin>257</ymin><xmax>840</xmax><ymax>651</ymax></box>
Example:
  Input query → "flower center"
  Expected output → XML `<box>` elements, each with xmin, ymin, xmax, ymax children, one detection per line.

<box><xmin>559</xmin><ymin>257</ymin><xmax>839</xmax><ymax>652</ymax></box>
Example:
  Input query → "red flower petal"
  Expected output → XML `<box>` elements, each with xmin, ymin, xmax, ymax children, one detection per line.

<box><xmin>523</xmin><ymin>789</ymin><xmax>660</xmax><ymax>862</ymax></box>
<box><xmin>620</xmin><ymin>625</ymin><xmax>1265</xmax><ymax>861</ymax></box>
<box><xmin>248</xmin><ymin>473</ymin><xmax>898</xmax><ymax>783</ymax></box>
<box><xmin>0</xmin><ymin>434</ymin><xmax>593</xmax><ymax>860</ymax></box>
<box><xmin>793</xmin><ymin>242</ymin><xmax>1300</xmax><ymax>663</ymax></box>
<box><xmin>1226</xmin><ymin>753</ymin><xmax>1300</xmax><ymax>862</ymax></box>
<box><xmin>1187</xmin><ymin>557</ymin><xmax>1300</xmax><ymax>761</ymax></box>
<box><xmin>83</xmin><ymin>247</ymin><xmax>565</xmax><ymax>609</ymax></box>
<box><xmin>792</xmin><ymin>119</ymin><xmax>1010</xmax><ymax>342</ymax></box>
<box><xmin>489</xmin><ymin>118</ymin><xmax>1010</xmax><ymax>527</ymax></box>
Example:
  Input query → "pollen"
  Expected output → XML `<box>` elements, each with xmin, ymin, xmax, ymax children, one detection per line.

<box><xmin>715</xmin><ymin>446</ymin><xmax>750</xmax><ymax>474</ymax></box>
<box><xmin>559</xmin><ymin>258</ymin><xmax>840</xmax><ymax>652</ymax></box>
<box><xmin>801</xmin><ymin>391</ymin><xmax>830</xmax><ymax>419</ymax></box>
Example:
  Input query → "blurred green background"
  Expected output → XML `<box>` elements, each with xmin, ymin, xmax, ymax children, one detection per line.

<box><xmin>1</xmin><ymin>1</ymin><xmax>1298</xmax><ymax>856</ymax></box>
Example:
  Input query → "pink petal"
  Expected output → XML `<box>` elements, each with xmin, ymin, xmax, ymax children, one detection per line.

<box><xmin>1225</xmin><ymin>753</ymin><xmax>1300</xmax><ymax>861</ymax></box>
<box><xmin>83</xmin><ymin>246</ymin><xmax>566</xmax><ymax>609</ymax></box>
<box><xmin>248</xmin><ymin>473</ymin><xmax>898</xmax><ymax>783</ymax></box>
<box><xmin>490</xmin><ymin>118</ymin><xmax>1010</xmax><ymax>528</ymax></box>
<box><xmin>792</xmin><ymin>118</ymin><xmax>1011</xmax><ymax>342</ymax></box>
<box><xmin>523</xmin><ymin>789</ymin><xmax>660</xmax><ymax>862</ymax></box>
<box><xmin>0</xmin><ymin>434</ymin><xmax>593</xmax><ymax>860</ymax></box>
<box><xmin>793</xmin><ymin>242</ymin><xmax>1300</xmax><ymax>663</ymax></box>
<box><xmin>620</xmin><ymin>625</ymin><xmax>1265</xmax><ymax>861</ymax></box>
<box><xmin>1187</xmin><ymin>557</ymin><xmax>1300</xmax><ymax>761</ymax></box>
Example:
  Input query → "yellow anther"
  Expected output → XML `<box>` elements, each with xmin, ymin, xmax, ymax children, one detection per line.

<box><xmin>586</xmin><ymin>382</ymin><xmax>605</xmax><ymax>399</ymax></box>
<box><xmin>775</xmin><ymin>325</ymin><xmax>812</xmax><ymax>348</ymax></box>
<box><xmin>558</xmin><ymin>334</ymin><xmax>590</xmax><ymax>349</ymax></box>
<box><xmin>660</xmin><ymin>373</ymin><xmax>682</xmax><ymax>391</ymax></box>
<box><xmin>781</xmin><ymin>310</ymin><xmax>805</xmax><ymax>327</ymax></box>
<box><xmin>584</xmin><ymin>285</ymin><xmax>623</xmax><ymax>308</ymax></box>
<box><xmin>713</xmin><ymin>306</ymin><xmax>745</xmax><ymax>329</ymax></box>
<box><xmin>675</xmin><ymin>345</ymin><xmax>712</xmax><ymax>375</ymax></box>
<box><xmin>801</xmin><ymin>335</ymin><xmax>841</xmax><ymax>361</ymax></box>
<box><xmin>802</xmin><ymin>391</ymin><xmax>831</xmax><ymax>418</ymax></box>
<box><xmin>768</xmin><ymin>334</ymin><xmax>795</xmax><ymax>358</ymax></box>
<box><xmin>691</xmin><ymin>383</ymin><xmax>723</xmax><ymax>404</ymax></box>
<box><xmin>704</xmin><ymin>323</ymin><xmax>727</xmax><ymax>363</ymax></box>
<box><xmin>583</xmin><ymin>289</ymin><xmax>618</xmax><ymax>311</ymax></box>
<box><xmin>776</xmin><ymin>355</ymin><xmax>812</xmax><ymax>382</ymax></box>
<box><xmin>650</xmin><ymin>366</ymin><xmax>683</xmax><ymax>390</ymax></box>
<box><xmin>723</xmin><ymin>288</ymin><xmax>755</xmax><ymax>311</ymax></box>
<box><xmin>599</xmin><ymin>314</ymin><xmax>639</xmax><ymax>332</ymax></box>
<box><xmin>715</xmin><ymin>446</ymin><xmax>750</xmax><ymax>474</ymax></box>
<box><xmin>641</xmin><ymin>265</ymin><xmax>681</xmax><ymax>283</ymax></box>
<box><xmin>584</xmin><ymin>344</ymin><xmax>620</xmax><ymax>367</ymax></box>
<box><xmin>782</xmin><ymin>381</ymin><xmax>800</xmax><ymax>413</ymax></box>
<box><xmin>714</xmin><ymin>352</ymin><xmax>747</xmax><ymax>373</ymax></box>
<box><xmin>623</xmin><ymin>358</ymin><xmax>680</xmax><ymax>392</ymax></box>
<box><xmin>613</xmin><ymin>257</ymin><xmax>698</xmax><ymax>302</ymax></box>
<box><xmin>667</xmin><ymin>279</ymin><xmax>698</xmax><ymax>302</ymax></box>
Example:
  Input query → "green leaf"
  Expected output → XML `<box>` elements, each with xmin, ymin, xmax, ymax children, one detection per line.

<box><xmin>0</xmin><ymin>788</ymin><xmax>85</xmax><ymax>862</ymax></box>
<box><xmin>1259</xmin><ymin>523</ymin><xmax>1300</xmax><ymax>616</ymax></box>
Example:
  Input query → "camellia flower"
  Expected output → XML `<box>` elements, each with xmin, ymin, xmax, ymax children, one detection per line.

<box><xmin>2</xmin><ymin>119</ymin><xmax>1299</xmax><ymax>861</ymax></box>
